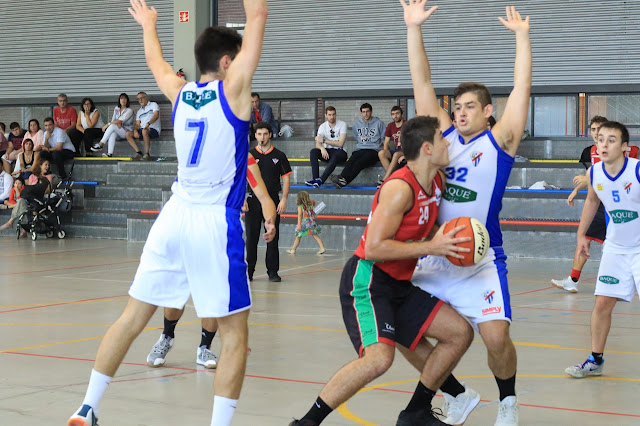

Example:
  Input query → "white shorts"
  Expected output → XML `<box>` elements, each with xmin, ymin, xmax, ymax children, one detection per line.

<box><xmin>412</xmin><ymin>247</ymin><xmax>511</xmax><ymax>326</ymax></box>
<box><xmin>594</xmin><ymin>250</ymin><xmax>640</xmax><ymax>302</ymax></box>
<box><xmin>129</xmin><ymin>196</ymin><xmax>251</xmax><ymax>318</ymax></box>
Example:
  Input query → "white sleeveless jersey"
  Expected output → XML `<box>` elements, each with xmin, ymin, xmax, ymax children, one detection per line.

<box><xmin>439</xmin><ymin>126</ymin><xmax>514</xmax><ymax>247</ymax></box>
<box><xmin>171</xmin><ymin>80</ymin><xmax>249</xmax><ymax>208</ymax></box>
<box><xmin>591</xmin><ymin>157</ymin><xmax>640</xmax><ymax>253</ymax></box>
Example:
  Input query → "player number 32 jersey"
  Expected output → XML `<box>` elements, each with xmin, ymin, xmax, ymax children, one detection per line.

<box><xmin>591</xmin><ymin>157</ymin><xmax>640</xmax><ymax>253</ymax></box>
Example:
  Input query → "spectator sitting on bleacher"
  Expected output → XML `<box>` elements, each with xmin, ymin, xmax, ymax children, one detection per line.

<box><xmin>92</xmin><ymin>93</ymin><xmax>134</xmax><ymax>157</ymax></box>
<box><xmin>42</xmin><ymin>117</ymin><xmax>76</xmax><ymax>179</ymax></box>
<box><xmin>24</xmin><ymin>119</ymin><xmax>44</xmax><ymax>154</ymax></box>
<box><xmin>0</xmin><ymin>169</ymin><xmax>13</xmax><ymax>203</ymax></box>
<box><xmin>68</xmin><ymin>98</ymin><xmax>105</xmax><ymax>156</ymax></box>
<box><xmin>330</xmin><ymin>103</ymin><xmax>385</xmax><ymax>189</ymax></box>
<box><xmin>12</xmin><ymin>139</ymin><xmax>35</xmax><ymax>179</ymax></box>
<box><xmin>305</xmin><ymin>106</ymin><xmax>348</xmax><ymax>188</ymax></box>
<box><xmin>0</xmin><ymin>123</ymin><xmax>8</xmax><ymax>158</ymax></box>
<box><xmin>53</xmin><ymin>93</ymin><xmax>77</xmax><ymax>135</ymax></box>
<box><xmin>250</xmin><ymin>92</ymin><xmax>278</xmax><ymax>137</ymax></box>
<box><xmin>126</xmin><ymin>91</ymin><xmax>160</xmax><ymax>161</ymax></box>
<box><xmin>2</xmin><ymin>122</ymin><xmax>26</xmax><ymax>174</ymax></box>
<box><xmin>378</xmin><ymin>106</ymin><xmax>407</xmax><ymax>186</ymax></box>
<box><xmin>3</xmin><ymin>177</ymin><xmax>24</xmax><ymax>209</ymax></box>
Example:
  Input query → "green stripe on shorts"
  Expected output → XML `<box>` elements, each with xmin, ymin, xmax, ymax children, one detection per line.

<box><xmin>352</xmin><ymin>259</ymin><xmax>378</xmax><ymax>348</ymax></box>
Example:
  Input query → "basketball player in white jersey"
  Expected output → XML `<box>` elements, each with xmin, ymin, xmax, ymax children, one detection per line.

<box><xmin>398</xmin><ymin>1</ymin><xmax>531</xmax><ymax>425</ymax></box>
<box><xmin>565</xmin><ymin>121</ymin><xmax>640</xmax><ymax>378</ymax></box>
<box><xmin>68</xmin><ymin>1</ymin><xmax>269</xmax><ymax>425</ymax></box>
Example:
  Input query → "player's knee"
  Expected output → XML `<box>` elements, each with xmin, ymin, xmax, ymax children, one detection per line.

<box><xmin>594</xmin><ymin>296</ymin><xmax>617</xmax><ymax>314</ymax></box>
<box><xmin>362</xmin><ymin>345</ymin><xmax>394</xmax><ymax>377</ymax></box>
<box><xmin>142</xmin><ymin>128</ymin><xmax>149</xmax><ymax>136</ymax></box>
<box><xmin>481</xmin><ymin>326</ymin><xmax>512</xmax><ymax>354</ymax></box>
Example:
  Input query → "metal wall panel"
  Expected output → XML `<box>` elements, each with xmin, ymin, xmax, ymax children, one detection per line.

<box><xmin>251</xmin><ymin>0</ymin><xmax>640</xmax><ymax>94</ymax></box>
<box><xmin>0</xmin><ymin>0</ymin><xmax>174</xmax><ymax>101</ymax></box>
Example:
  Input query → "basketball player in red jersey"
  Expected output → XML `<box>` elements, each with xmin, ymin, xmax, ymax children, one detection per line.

<box><xmin>290</xmin><ymin>116</ymin><xmax>475</xmax><ymax>426</ymax></box>
<box><xmin>553</xmin><ymin>116</ymin><xmax>640</xmax><ymax>292</ymax></box>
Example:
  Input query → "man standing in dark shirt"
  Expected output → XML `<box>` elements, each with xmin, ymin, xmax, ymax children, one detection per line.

<box><xmin>245</xmin><ymin>121</ymin><xmax>291</xmax><ymax>282</ymax></box>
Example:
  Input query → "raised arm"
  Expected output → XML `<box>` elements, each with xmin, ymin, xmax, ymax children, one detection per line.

<box><xmin>129</xmin><ymin>0</ymin><xmax>186</xmax><ymax>104</ymax></box>
<box><xmin>491</xmin><ymin>6</ymin><xmax>532</xmax><ymax>157</ymax></box>
<box><xmin>223</xmin><ymin>0</ymin><xmax>268</xmax><ymax>119</ymax></box>
<box><xmin>400</xmin><ymin>0</ymin><xmax>451</xmax><ymax>131</ymax></box>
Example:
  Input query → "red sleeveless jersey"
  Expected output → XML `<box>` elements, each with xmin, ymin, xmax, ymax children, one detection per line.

<box><xmin>591</xmin><ymin>145</ymin><xmax>639</xmax><ymax>165</ymax></box>
<box><xmin>354</xmin><ymin>167</ymin><xmax>443</xmax><ymax>281</ymax></box>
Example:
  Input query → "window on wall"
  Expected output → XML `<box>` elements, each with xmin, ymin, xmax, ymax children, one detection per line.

<box><xmin>589</xmin><ymin>94</ymin><xmax>640</xmax><ymax>137</ymax></box>
<box><xmin>406</xmin><ymin>98</ymin><xmax>443</xmax><ymax>120</ymax></box>
<box><xmin>533</xmin><ymin>96</ymin><xmax>577</xmax><ymax>137</ymax></box>
<box><xmin>493</xmin><ymin>97</ymin><xmax>532</xmax><ymax>136</ymax></box>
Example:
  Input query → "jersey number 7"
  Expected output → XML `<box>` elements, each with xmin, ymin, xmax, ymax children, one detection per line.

<box><xmin>185</xmin><ymin>118</ymin><xmax>209</xmax><ymax>167</ymax></box>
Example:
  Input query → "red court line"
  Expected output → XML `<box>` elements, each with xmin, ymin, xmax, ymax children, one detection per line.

<box><xmin>0</xmin><ymin>295</ymin><xmax>128</xmax><ymax>314</ymax></box>
<box><xmin>511</xmin><ymin>286</ymin><xmax>554</xmax><ymax>296</ymax></box>
<box><xmin>0</xmin><ymin>260</ymin><xmax>138</xmax><ymax>277</ymax></box>
<box><xmin>512</xmin><ymin>305</ymin><xmax>640</xmax><ymax>316</ymax></box>
<box><xmin>4</xmin><ymin>351</ymin><xmax>639</xmax><ymax>419</ymax></box>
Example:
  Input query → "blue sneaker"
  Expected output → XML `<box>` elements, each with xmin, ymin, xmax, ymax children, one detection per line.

<box><xmin>68</xmin><ymin>404</ymin><xmax>98</xmax><ymax>426</ymax></box>
<box><xmin>305</xmin><ymin>178</ymin><xmax>322</xmax><ymax>188</ymax></box>
<box><xmin>565</xmin><ymin>355</ymin><xmax>604</xmax><ymax>378</ymax></box>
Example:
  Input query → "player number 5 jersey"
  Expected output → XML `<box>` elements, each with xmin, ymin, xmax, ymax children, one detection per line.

<box><xmin>591</xmin><ymin>157</ymin><xmax>640</xmax><ymax>253</ymax></box>
<box><xmin>171</xmin><ymin>80</ymin><xmax>250</xmax><ymax>209</ymax></box>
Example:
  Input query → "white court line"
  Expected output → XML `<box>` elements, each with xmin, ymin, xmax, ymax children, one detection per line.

<box><xmin>250</xmin><ymin>312</ymin><xmax>336</xmax><ymax>317</ymax></box>
<box><xmin>47</xmin><ymin>265</ymin><xmax>138</xmax><ymax>277</ymax></box>
<box><xmin>252</xmin><ymin>289</ymin><xmax>337</xmax><ymax>297</ymax></box>
<box><xmin>253</xmin><ymin>256</ymin><xmax>346</xmax><ymax>279</ymax></box>
<box><xmin>43</xmin><ymin>275</ymin><xmax>132</xmax><ymax>284</ymax></box>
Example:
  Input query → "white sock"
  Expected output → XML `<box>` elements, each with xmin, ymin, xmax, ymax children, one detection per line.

<box><xmin>81</xmin><ymin>369</ymin><xmax>112</xmax><ymax>415</ymax></box>
<box><xmin>211</xmin><ymin>395</ymin><xmax>238</xmax><ymax>426</ymax></box>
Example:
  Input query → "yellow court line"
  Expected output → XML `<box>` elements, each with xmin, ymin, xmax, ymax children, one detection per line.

<box><xmin>529</xmin><ymin>159</ymin><xmax>578</xmax><ymax>163</ymax></box>
<box><xmin>0</xmin><ymin>320</ymin><xmax>201</xmax><ymax>353</ymax></box>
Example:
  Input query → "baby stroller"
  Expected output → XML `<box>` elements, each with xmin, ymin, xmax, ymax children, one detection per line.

<box><xmin>17</xmin><ymin>173</ymin><xmax>74</xmax><ymax>241</ymax></box>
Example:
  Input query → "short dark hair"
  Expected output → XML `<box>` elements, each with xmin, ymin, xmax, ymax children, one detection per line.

<box><xmin>325</xmin><ymin>106</ymin><xmax>336</xmax><ymax>114</ymax></box>
<box><xmin>401</xmin><ymin>116</ymin><xmax>440</xmax><ymax>161</ymax></box>
<box><xmin>194</xmin><ymin>26</ymin><xmax>243</xmax><ymax>75</ymax></box>
<box><xmin>81</xmin><ymin>97</ymin><xmax>96</xmax><ymax>112</ymax></box>
<box><xmin>454</xmin><ymin>82</ymin><xmax>492</xmax><ymax>108</ymax></box>
<box><xmin>391</xmin><ymin>106</ymin><xmax>403</xmax><ymax>115</ymax></box>
<box><xmin>118</xmin><ymin>93</ymin><xmax>130</xmax><ymax>108</ymax></box>
<box><xmin>599</xmin><ymin>121</ymin><xmax>629</xmax><ymax>145</ymax></box>
<box><xmin>254</xmin><ymin>121</ymin><xmax>272</xmax><ymax>136</ymax></box>
<box><xmin>28</xmin><ymin>119</ymin><xmax>40</xmax><ymax>131</ymax></box>
<box><xmin>251</xmin><ymin>92</ymin><xmax>260</xmax><ymax>99</ymax></box>
<box><xmin>0</xmin><ymin>122</ymin><xmax>5</xmax><ymax>133</ymax></box>
<box><xmin>43</xmin><ymin>117</ymin><xmax>54</xmax><ymax>125</ymax></box>
<box><xmin>10</xmin><ymin>122</ymin><xmax>20</xmax><ymax>130</ymax></box>
<box><xmin>360</xmin><ymin>103</ymin><xmax>372</xmax><ymax>112</ymax></box>
<box><xmin>58</xmin><ymin>93</ymin><xmax>68</xmax><ymax>99</ymax></box>
<box><xmin>590</xmin><ymin>115</ymin><xmax>608</xmax><ymax>126</ymax></box>
<box><xmin>137</xmin><ymin>91</ymin><xmax>147</xmax><ymax>97</ymax></box>
<box><xmin>15</xmin><ymin>176</ymin><xmax>25</xmax><ymax>185</ymax></box>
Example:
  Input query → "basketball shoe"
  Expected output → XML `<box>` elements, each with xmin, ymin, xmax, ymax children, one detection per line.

<box><xmin>396</xmin><ymin>407</ymin><xmax>447</xmax><ymax>425</ymax></box>
<box><xmin>495</xmin><ymin>396</ymin><xmax>518</xmax><ymax>426</ymax></box>
<box><xmin>196</xmin><ymin>345</ymin><xmax>218</xmax><ymax>369</ymax></box>
<box><xmin>68</xmin><ymin>404</ymin><xmax>98</xmax><ymax>426</ymax></box>
<box><xmin>442</xmin><ymin>383</ymin><xmax>481</xmax><ymax>425</ymax></box>
<box><xmin>146</xmin><ymin>334</ymin><xmax>174</xmax><ymax>367</ymax></box>
<box><xmin>565</xmin><ymin>355</ymin><xmax>604</xmax><ymax>378</ymax></box>
<box><xmin>551</xmin><ymin>276</ymin><xmax>578</xmax><ymax>293</ymax></box>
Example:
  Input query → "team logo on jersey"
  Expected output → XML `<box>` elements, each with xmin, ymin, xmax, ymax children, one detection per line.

<box><xmin>483</xmin><ymin>290</ymin><xmax>495</xmax><ymax>304</ymax></box>
<box><xmin>471</xmin><ymin>152</ymin><xmax>483</xmax><ymax>167</ymax></box>
<box><xmin>418</xmin><ymin>190</ymin><xmax>427</xmax><ymax>200</ymax></box>
<box><xmin>272</xmin><ymin>158</ymin><xmax>279</xmax><ymax>164</ymax></box>
<box><xmin>443</xmin><ymin>183</ymin><xmax>477</xmax><ymax>203</ymax></box>
<box><xmin>596</xmin><ymin>183</ymin><xmax>603</xmax><ymax>191</ymax></box>
<box><xmin>624</xmin><ymin>182</ymin><xmax>632</xmax><ymax>194</ymax></box>
<box><xmin>182</xmin><ymin>90</ymin><xmax>217</xmax><ymax>110</ymax></box>
<box><xmin>598</xmin><ymin>275</ymin><xmax>620</xmax><ymax>285</ymax></box>
<box><xmin>608</xmin><ymin>209</ymin><xmax>638</xmax><ymax>224</ymax></box>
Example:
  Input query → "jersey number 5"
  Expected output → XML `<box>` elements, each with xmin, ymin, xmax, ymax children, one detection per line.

<box><xmin>185</xmin><ymin>118</ymin><xmax>209</xmax><ymax>167</ymax></box>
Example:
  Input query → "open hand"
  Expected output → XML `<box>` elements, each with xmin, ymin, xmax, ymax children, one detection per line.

<box><xmin>573</xmin><ymin>174</ymin><xmax>587</xmax><ymax>186</ymax></box>
<box><xmin>567</xmin><ymin>190</ymin><xmax>577</xmax><ymax>207</ymax></box>
<box><xmin>498</xmin><ymin>6</ymin><xmax>529</xmax><ymax>34</ymax></box>
<box><xmin>129</xmin><ymin>0</ymin><xmax>158</xmax><ymax>29</ymax></box>
<box><xmin>427</xmin><ymin>221</ymin><xmax>471</xmax><ymax>259</ymax></box>
<box><xmin>577</xmin><ymin>236</ymin><xmax>590</xmax><ymax>259</ymax></box>
<box><xmin>399</xmin><ymin>0</ymin><xmax>438</xmax><ymax>28</ymax></box>
<box><xmin>321</xmin><ymin>148</ymin><xmax>329</xmax><ymax>160</ymax></box>
<box><xmin>277</xmin><ymin>199</ymin><xmax>287</xmax><ymax>215</ymax></box>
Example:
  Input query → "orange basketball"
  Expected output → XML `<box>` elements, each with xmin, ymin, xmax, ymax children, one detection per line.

<box><xmin>443</xmin><ymin>217</ymin><xmax>490</xmax><ymax>267</ymax></box>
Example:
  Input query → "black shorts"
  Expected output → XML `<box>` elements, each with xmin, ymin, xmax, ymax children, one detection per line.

<box><xmin>586</xmin><ymin>202</ymin><xmax>606</xmax><ymax>244</ymax></box>
<box><xmin>339</xmin><ymin>255</ymin><xmax>444</xmax><ymax>356</ymax></box>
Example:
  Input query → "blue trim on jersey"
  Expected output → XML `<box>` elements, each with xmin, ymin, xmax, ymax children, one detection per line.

<box><xmin>493</xmin><ymin>247</ymin><xmax>511</xmax><ymax>320</ymax></box>
<box><xmin>443</xmin><ymin>125</ymin><xmax>456</xmax><ymax>137</ymax></box>
<box><xmin>225</xmin><ymin>209</ymin><xmax>251</xmax><ymax>312</ymax></box>
<box><xmin>195</xmin><ymin>80</ymin><xmax>212</xmax><ymax>88</ymax></box>
<box><xmin>602</xmin><ymin>157</ymin><xmax>628</xmax><ymax>182</ymax></box>
<box><xmin>486</xmin><ymin>131</ymin><xmax>514</xmax><ymax>247</ymax></box>
<box><xmin>458</xmin><ymin>130</ymin><xmax>489</xmax><ymax>146</ymax></box>
<box><xmin>590</xmin><ymin>165</ymin><xmax>594</xmax><ymax>187</ymax></box>
<box><xmin>171</xmin><ymin>84</ymin><xmax>186</xmax><ymax>127</ymax></box>
<box><xmin>636</xmin><ymin>161</ymin><xmax>640</xmax><ymax>184</ymax></box>
<box><xmin>218</xmin><ymin>80</ymin><xmax>250</xmax><ymax>128</ymax></box>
